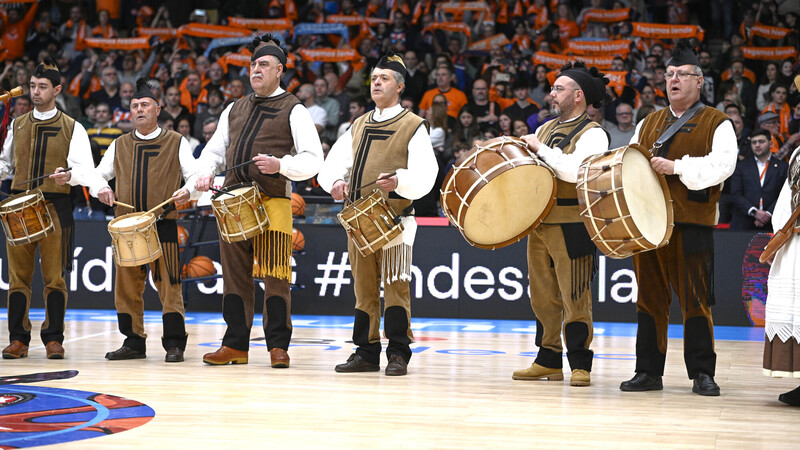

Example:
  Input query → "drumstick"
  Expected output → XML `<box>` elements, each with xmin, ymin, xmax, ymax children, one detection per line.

<box><xmin>16</xmin><ymin>167</ymin><xmax>72</xmax><ymax>186</ymax></box>
<box><xmin>216</xmin><ymin>159</ymin><xmax>258</xmax><ymax>176</ymax></box>
<box><xmin>145</xmin><ymin>197</ymin><xmax>175</xmax><ymax>216</ymax></box>
<box><xmin>358</xmin><ymin>172</ymin><xmax>398</xmax><ymax>191</ymax></box>
<box><xmin>114</xmin><ymin>200</ymin><xmax>136</xmax><ymax>209</ymax></box>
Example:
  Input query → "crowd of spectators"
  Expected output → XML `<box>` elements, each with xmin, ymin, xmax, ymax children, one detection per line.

<box><xmin>1</xmin><ymin>0</ymin><xmax>799</xmax><ymax>221</ymax></box>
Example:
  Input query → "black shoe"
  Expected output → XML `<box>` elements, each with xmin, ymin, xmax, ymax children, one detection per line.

<box><xmin>335</xmin><ymin>353</ymin><xmax>379</xmax><ymax>372</ymax></box>
<box><xmin>165</xmin><ymin>347</ymin><xmax>184</xmax><ymax>363</ymax></box>
<box><xmin>620</xmin><ymin>372</ymin><xmax>663</xmax><ymax>391</ymax></box>
<box><xmin>692</xmin><ymin>373</ymin><xmax>720</xmax><ymax>396</ymax></box>
<box><xmin>385</xmin><ymin>354</ymin><xmax>408</xmax><ymax>376</ymax></box>
<box><xmin>778</xmin><ymin>385</ymin><xmax>800</xmax><ymax>406</ymax></box>
<box><xmin>105</xmin><ymin>345</ymin><xmax>146</xmax><ymax>360</ymax></box>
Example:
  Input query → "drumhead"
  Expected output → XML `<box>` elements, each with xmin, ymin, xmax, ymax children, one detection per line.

<box><xmin>216</xmin><ymin>186</ymin><xmax>253</xmax><ymax>200</ymax></box>
<box><xmin>622</xmin><ymin>148</ymin><xmax>669</xmax><ymax>245</ymax></box>
<box><xmin>113</xmin><ymin>214</ymin><xmax>152</xmax><ymax>227</ymax></box>
<box><xmin>3</xmin><ymin>194</ymin><xmax>37</xmax><ymax>207</ymax></box>
<box><xmin>462</xmin><ymin>165</ymin><xmax>554</xmax><ymax>246</ymax></box>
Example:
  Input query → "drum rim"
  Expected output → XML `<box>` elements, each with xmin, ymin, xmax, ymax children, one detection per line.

<box><xmin>108</xmin><ymin>211</ymin><xmax>157</xmax><ymax>232</ymax></box>
<box><xmin>0</xmin><ymin>189</ymin><xmax>45</xmax><ymax>212</ymax></box>
<box><xmin>211</xmin><ymin>181</ymin><xmax>261</xmax><ymax>201</ymax></box>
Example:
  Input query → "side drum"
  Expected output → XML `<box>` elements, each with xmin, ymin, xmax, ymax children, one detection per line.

<box><xmin>0</xmin><ymin>190</ymin><xmax>54</xmax><ymax>246</ymax></box>
<box><xmin>576</xmin><ymin>143</ymin><xmax>674</xmax><ymax>259</ymax></box>
<box><xmin>211</xmin><ymin>182</ymin><xmax>270</xmax><ymax>243</ymax></box>
<box><xmin>337</xmin><ymin>189</ymin><xmax>404</xmax><ymax>257</ymax></box>
<box><xmin>108</xmin><ymin>212</ymin><xmax>162</xmax><ymax>266</ymax></box>
<box><xmin>440</xmin><ymin>136</ymin><xmax>557</xmax><ymax>249</ymax></box>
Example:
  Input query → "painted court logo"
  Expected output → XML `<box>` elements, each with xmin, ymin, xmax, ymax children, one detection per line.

<box><xmin>0</xmin><ymin>371</ymin><xmax>154</xmax><ymax>448</ymax></box>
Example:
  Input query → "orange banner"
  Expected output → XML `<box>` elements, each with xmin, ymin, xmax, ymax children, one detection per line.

<box><xmin>178</xmin><ymin>23</ymin><xmax>253</xmax><ymax>39</ymax></box>
<box><xmin>631</xmin><ymin>22</ymin><xmax>705</xmax><ymax>41</ymax></box>
<box><xmin>581</xmin><ymin>8</ymin><xmax>630</xmax><ymax>23</ymax></box>
<box><xmin>742</xmin><ymin>46</ymin><xmax>798</xmax><ymax>61</ymax></box>
<box><xmin>227</xmin><ymin>17</ymin><xmax>293</xmax><ymax>31</ymax></box>
<box><xmin>422</xmin><ymin>22</ymin><xmax>472</xmax><ymax>39</ymax></box>
<box><xmin>750</xmin><ymin>24</ymin><xmax>794</xmax><ymax>40</ymax></box>
<box><xmin>218</xmin><ymin>52</ymin><xmax>251</xmax><ymax>72</ymax></box>
<box><xmin>604</xmin><ymin>71</ymin><xmax>628</xmax><ymax>89</ymax></box>
<box><xmin>566</xmin><ymin>39</ymin><xmax>630</xmax><ymax>56</ymax></box>
<box><xmin>299</xmin><ymin>48</ymin><xmax>361</xmax><ymax>62</ymax></box>
<box><xmin>436</xmin><ymin>1</ymin><xmax>491</xmax><ymax>14</ymax></box>
<box><xmin>533</xmin><ymin>51</ymin><xmax>614</xmax><ymax>70</ymax></box>
<box><xmin>136</xmin><ymin>27</ymin><xmax>178</xmax><ymax>39</ymax></box>
<box><xmin>84</xmin><ymin>37</ymin><xmax>150</xmax><ymax>50</ymax></box>
<box><xmin>469</xmin><ymin>34</ymin><xmax>510</xmax><ymax>52</ymax></box>
<box><xmin>326</xmin><ymin>15</ymin><xmax>390</xmax><ymax>26</ymax></box>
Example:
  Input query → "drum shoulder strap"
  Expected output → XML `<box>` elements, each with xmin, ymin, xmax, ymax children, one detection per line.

<box><xmin>654</xmin><ymin>101</ymin><xmax>705</xmax><ymax>149</ymax></box>
<box><xmin>555</xmin><ymin>117</ymin><xmax>592</xmax><ymax>150</ymax></box>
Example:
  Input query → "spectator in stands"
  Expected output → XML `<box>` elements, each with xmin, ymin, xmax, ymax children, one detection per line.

<box><xmin>90</xmin><ymin>66</ymin><xmax>121</xmax><ymax>110</ymax></box>
<box><xmin>11</xmin><ymin>95</ymin><xmax>32</xmax><ymax>119</ymax></box>
<box><xmin>194</xmin><ymin>88</ymin><xmax>224</xmax><ymax>141</ymax></box>
<box><xmin>728</xmin><ymin>59</ymin><xmax>757</xmax><ymax>124</ymax></box>
<box><xmin>176</xmin><ymin>116</ymin><xmax>199</xmax><ymax>154</ymax></box>
<box><xmin>325</xmin><ymin>72</ymin><xmax>349</xmax><ymax>128</ymax></box>
<box><xmin>467</xmin><ymin>79</ymin><xmax>501</xmax><ymax>129</ymax></box>
<box><xmin>756</xmin><ymin>62</ymin><xmax>781</xmax><ymax>112</ymax></box>
<box><xmin>180</xmin><ymin>70</ymin><xmax>202</xmax><ymax>115</ymax></box>
<box><xmin>761</xmin><ymin>83</ymin><xmax>791</xmax><ymax>139</ymax></box>
<box><xmin>55</xmin><ymin>74</ymin><xmax>82</xmax><ymax>120</ymax></box>
<box><xmin>635</xmin><ymin>84</ymin><xmax>664</xmax><ymax>117</ymax></box>
<box><xmin>338</xmin><ymin>96</ymin><xmax>367</xmax><ymax>138</ymax></box>
<box><xmin>729</xmin><ymin>128</ymin><xmax>788</xmax><ymax>231</ymax></box>
<box><xmin>90</xmin><ymin>9</ymin><xmax>117</xmax><ymax>39</ymax></box>
<box><xmin>1</xmin><ymin>2</ymin><xmax>38</xmax><ymax>62</ymax></box>
<box><xmin>503</xmin><ymin>78</ymin><xmax>539</xmax><ymax>123</ymax></box>
<box><xmin>530</xmin><ymin>64</ymin><xmax>551</xmax><ymax>108</ymax></box>
<box><xmin>14</xmin><ymin>67</ymin><xmax>31</xmax><ymax>97</ymax></box>
<box><xmin>635</xmin><ymin>104</ymin><xmax>655</xmax><ymax>125</ymax></box>
<box><xmin>512</xmin><ymin>118</ymin><xmax>529</xmax><ymax>138</ymax></box>
<box><xmin>58</xmin><ymin>5</ymin><xmax>87</xmax><ymax>59</ymax></box>
<box><xmin>86</xmin><ymin>102</ymin><xmax>123</xmax><ymax>156</ymax></box>
<box><xmin>403</xmin><ymin>50</ymin><xmax>428</xmax><ymax>103</ymax></box>
<box><xmin>313</xmin><ymin>77</ymin><xmax>340</xmax><ymax>140</ymax></box>
<box><xmin>296</xmin><ymin>83</ymin><xmax>327</xmax><ymax>135</ymax></box>
<box><xmin>758</xmin><ymin>111</ymin><xmax>786</xmax><ymax>157</ymax></box>
<box><xmin>193</xmin><ymin>117</ymin><xmax>218</xmax><ymax>159</ymax></box>
<box><xmin>418</xmin><ymin>64</ymin><xmax>467</xmax><ymax>119</ymax></box>
<box><xmin>161</xmin><ymin>86</ymin><xmax>189</xmax><ymax>122</ymax></box>
<box><xmin>498</xmin><ymin>112</ymin><xmax>514</xmax><ymax>136</ymax></box>
<box><xmin>112</xmin><ymin>81</ymin><xmax>134</xmax><ymax>132</ymax></box>
<box><xmin>452</xmin><ymin>106</ymin><xmax>479</xmax><ymax>145</ymax></box>
<box><xmin>698</xmin><ymin>50</ymin><xmax>719</xmax><ymax>105</ymax></box>
<box><xmin>228</xmin><ymin>78</ymin><xmax>246</xmax><ymax>101</ymax></box>
<box><xmin>609</xmin><ymin>103</ymin><xmax>636</xmax><ymax>149</ymax></box>
<box><xmin>587</xmin><ymin>105</ymin><xmax>614</xmax><ymax>131</ymax></box>
<box><xmin>203</xmin><ymin>63</ymin><xmax>228</xmax><ymax>98</ymax></box>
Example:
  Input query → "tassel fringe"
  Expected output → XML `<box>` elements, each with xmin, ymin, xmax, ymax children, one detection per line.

<box><xmin>253</xmin><ymin>229</ymin><xmax>292</xmax><ymax>281</ymax></box>
<box><xmin>381</xmin><ymin>242</ymin><xmax>412</xmax><ymax>285</ymax></box>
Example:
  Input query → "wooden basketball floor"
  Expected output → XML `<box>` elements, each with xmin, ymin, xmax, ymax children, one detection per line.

<box><xmin>1</xmin><ymin>309</ymin><xmax>799</xmax><ymax>449</ymax></box>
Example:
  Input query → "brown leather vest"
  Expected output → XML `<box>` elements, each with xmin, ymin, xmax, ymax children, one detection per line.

<box><xmin>12</xmin><ymin>110</ymin><xmax>74</xmax><ymax>195</ymax></box>
<box><xmin>537</xmin><ymin>113</ymin><xmax>602</xmax><ymax>224</ymax></box>
<box><xmin>349</xmin><ymin>108</ymin><xmax>428</xmax><ymax>213</ymax></box>
<box><xmin>638</xmin><ymin>106</ymin><xmax>730</xmax><ymax>226</ymax></box>
<box><xmin>113</xmin><ymin>129</ymin><xmax>183</xmax><ymax>220</ymax></box>
<box><xmin>224</xmin><ymin>91</ymin><xmax>301</xmax><ymax>198</ymax></box>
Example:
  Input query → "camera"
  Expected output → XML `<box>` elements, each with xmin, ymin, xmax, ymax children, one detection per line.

<box><xmin>495</xmin><ymin>73</ymin><xmax>511</xmax><ymax>82</ymax></box>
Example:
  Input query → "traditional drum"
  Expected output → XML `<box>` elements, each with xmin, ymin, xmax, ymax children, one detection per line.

<box><xmin>338</xmin><ymin>189</ymin><xmax>404</xmax><ymax>257</ymax></box>
<box><xmin>108</xmin><ymin>212</ymin><xmax>162</xmax><ymax>266</ymax></box>
<box><xmin>576</xmin><ymin>143</ymin><xmax>674</xmax><ymax>259</ymax></box>
<box><xmin>440</xmin><ymin>136</ymin><xmax>557</xmax><ymax>249</ymax></box>
<box><xmin>211</xmin><ymin>183</ymin><xmax>270</xmax><ymax>243</ymax></box>
<box><xmin>0</xmin><ymin>190</ymin><xmax>54</xmax><ymax>246</ymax></box>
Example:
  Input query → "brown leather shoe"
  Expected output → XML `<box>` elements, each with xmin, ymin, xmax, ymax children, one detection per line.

<box><xmin>203</xmin><ymin>346</ymin><xmax>248</xmax><ymax>365</ymax></box>
<box><xmin>335</xmin><ymin>353</ymin><xmax>380</xmax><ymax>372</ymax></box>
<box><xmin>2</xmin><ymin>340</ymin><xmax>29</xmax><ymax>359</ymax></box>
<box><xmin>45</xmin><ymin>341</ymin><xmax>65</xmax><ymax>359</ymax></box>
<box><xmin>385</xmin><ymin>354</ymin><xmax>408</xmax><ymax>376</ymax></box>
<box><xmin>105</xmin><ymin>345</ymin><xmax>146</xmax><ymax>360</ymax></box>
<box><xmin>269</xmin><ymin>348</ymin><xmax>290</xmax><ymax>368</ymax></box>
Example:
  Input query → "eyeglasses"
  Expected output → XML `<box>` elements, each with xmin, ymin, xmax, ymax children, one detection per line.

<box><xmin>664</xmin><ymin>71</ymin><xmax>700</xmax><ymax>80</ymax></box>
<box><xmin>550</xmin><ymin>86</ymin><xmax>578</xmax><ymax>94</ymax></box>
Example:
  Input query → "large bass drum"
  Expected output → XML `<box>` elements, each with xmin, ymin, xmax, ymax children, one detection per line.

<box><xmin>576</xmin><ymin>143</ymin><xmax>674</xmax><ymax>259</ymax></box>
<box><xmin>440</xmin><ymin>136</ymin><xmax>557</xmax><ymax>249</ymax></box>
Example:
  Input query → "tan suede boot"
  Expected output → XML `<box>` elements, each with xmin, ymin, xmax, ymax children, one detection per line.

<box><xmin>512</xmin><ymin>363</ymin><xmax>564</xmax><ymax>381</ymax></box>
<box><xmin>570</xmin><ymin>369</ymin><xmax>591</xmax><ymax>386</ymax></box>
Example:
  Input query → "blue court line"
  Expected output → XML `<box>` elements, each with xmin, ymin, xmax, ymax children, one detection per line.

<box><xmin>3</xmin><ymin>309</ymin><xmax>765</xmax><ymax>342</ymax></box>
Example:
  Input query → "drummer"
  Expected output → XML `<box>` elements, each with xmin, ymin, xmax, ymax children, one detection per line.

<box><xmin>194</xmin><ymin>34</ymin><xmax>322</xmax><ymax>368</ymax></box>
<box><xmin>0</xmin><ymin>58</ymin><xmax>95</xmax><ymax>360</ymax></box>
<box><xmin>318</xmin><ymin>52</ymin><xmax>437</xmax><ymax>376</ymax></box>
<box><xmin>516</xmin><ymin>62</ymin><xmax>610</xmax><ymax>387</ymax></box>
<box><xmin>619</xmin><ymin>39</ymin><xmax>737</xmax><ymax>396</ymax></box>
<box><xmin>88</xmin><ymin>78</ymin><xmax>200</xmax><ymax>363</ymax></box>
